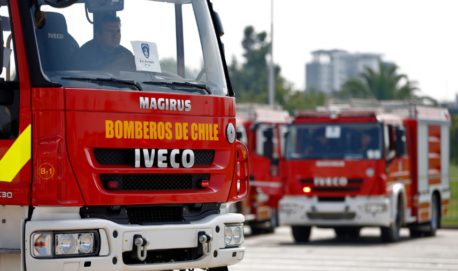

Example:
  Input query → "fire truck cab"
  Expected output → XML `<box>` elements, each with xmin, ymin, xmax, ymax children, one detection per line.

<box><xmin>236</xmin><ymin>104</ymin><xmax>289</xmax><ymax>234</ymax></box>
<box><xmin>0</xmin><ymin>0</ymin><xmax>248</xmax><ymax>270</ymax></box>
<box><xmin>280</xmin><ymin>105</ymin><xmax>450</xmax><ymax>243</ymax></box>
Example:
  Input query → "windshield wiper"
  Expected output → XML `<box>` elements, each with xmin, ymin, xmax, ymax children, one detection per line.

<box><xmin>142</xmin><ymin>81</ymin><xmax>211</xmax><ymax>95</ymax></box>
<box><xmin>62</xmin><ymin>77</ymin><xmax>142</xmax><ymax>91</ymax></box>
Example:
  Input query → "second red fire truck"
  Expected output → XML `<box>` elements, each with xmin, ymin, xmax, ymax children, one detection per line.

<box><xmin>280</xmin><ymin>105</ymin><xmax>450</xmax><ymax>242</ymax></box>
<box><xmin>236</xmin><ymin>104</ymin><xmax>289</xmax><ymax>233</ymax></box>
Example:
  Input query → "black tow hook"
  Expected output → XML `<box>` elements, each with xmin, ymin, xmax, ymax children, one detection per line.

<box><xmin>132</xmin><ymin>234</ymin><xmax>149</xmax><ymax>261</ymax></box>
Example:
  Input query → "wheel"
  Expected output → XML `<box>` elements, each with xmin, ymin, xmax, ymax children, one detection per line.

<box><xmin>250</xmin><ymin>224</ymin><xmax>264</xmax><ymax>235</ymax></box>
<box><xmin>291</xmin><ymin>226</ymin><xmax>311</xmax><ymax>243</ymax></box>
<box><xmin>381</xmin><ymin>197</ymin><xmax>403</xmax><ymax>243</ymax></box>
<box><xmin>424</xmin><ymin>195</ymin><xmax>440</xmax><ymax>236</ymax></box>
<box><xmin>250</xmin><ymin>208</ymin><xmax>278</xmax><ymax>235</ymax></box>
<box><xmin>334</xmin><ymin>227</ymin><xmax>361</xmax><ymax>240</ymax></box>
<box><xmin>381</xmin><ymin>220</ymin><xmax>401</xmax><ymax>242</ymax></box>
<box><xmin>409</xmin><ymin>226</ymin><xmax>423</xmax><ymax>238</ymax></box>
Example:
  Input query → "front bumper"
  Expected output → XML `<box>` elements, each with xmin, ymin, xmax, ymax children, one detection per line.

<box><xmin>279</xmin><ymin>196</ymin><xmax>391</xmax><ymax>227</ymax></box>
<box><xmin>25</xmin><ymin>213</ymin><xmax>244</xmax><ymax>271</ymax></box>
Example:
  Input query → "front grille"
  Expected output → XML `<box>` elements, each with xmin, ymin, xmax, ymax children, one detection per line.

<box><xmin>127</xmin><ymin>206</ymin><xmax>183</xmax><ymax>224</ymax></box>
<box><xmin>100</xmin><ymin>174</ymin><xmax>210</xmax><ymax>191</ymax></box>
<box><xmin>123</xmin><ymin>247</ymin><xmax>202</xmax><ymax>265</ymax></box>
<box><xmin>80</xmin><ymin>203</ymin><xmax>220</xmax><ymax>225</ymax></box>
<box><xmin>94</xmin><ymin>149</ymin><xmax>214</xmax><ymax>167</ymax></box>
<box><xmin>301</xmin><ymin>178</ymin><xmax>363</xmax><ymax>193</ymax></box>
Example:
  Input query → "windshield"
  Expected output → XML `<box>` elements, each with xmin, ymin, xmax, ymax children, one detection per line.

<box><xmin>32</xmin><ymin>0</ymin><xmax>228</xmax><ymax>95</ymax></box>
<box><xmin>285</xmin><ymin>123</ymin><xmax>383</xmax><ymax>160</ymax></box>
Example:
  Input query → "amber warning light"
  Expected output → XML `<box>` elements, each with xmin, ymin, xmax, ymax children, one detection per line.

<box><xmin>303</xmin><ymin>186</ymin><xmax>312</xmax><ymax>194</ymax></box>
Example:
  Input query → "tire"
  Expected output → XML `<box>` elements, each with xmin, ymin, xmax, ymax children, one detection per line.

<box><xmin>251</xmin><ymin>209</ymin><xmax>278</xmax><ymax>235</ymax></box>
<box><xmin>409</xmin><ymin>226</ymin><xmax>423</xmax><ymax>238</ymax></box>
<box><xmin>250</xmin><ymin>224</ymin><xmax>264</xmax><ymax>235</ymax></box>
<box><xmin>291</xmin><ymin>226</ymin><xmax>311</xmax><ymax>243</ymax></box>
<box><xmin>334</xmin><ymin>227</ymin><xmax>361</xmax><ymax>240</ymax></box>
<box><xmin>424</xmin><ymin>195</ymin><xmax>440</xmax><ymax>236</ymax></box>
<box><xmin>381</xmin><ymin>197</ymin><xmax>403</xmax><ymax>243</ymax></box>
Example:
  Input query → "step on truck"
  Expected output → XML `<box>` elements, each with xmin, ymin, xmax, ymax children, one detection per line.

<box><xmin>0</xmin><ymin>0</ymin><xmax>249</xmax><ymax>270</ymax></box>
<box><xmin>279</xmin><ymin>105</ymin><xmax>450</xmax><ymax>242</ymax></box>
<box><xmin>236</xmin><ymin>104</ymin><xmax>289</xmax><ymax>234</ymax></box>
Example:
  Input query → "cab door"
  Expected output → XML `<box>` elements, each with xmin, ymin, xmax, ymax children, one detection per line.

<box><xmin>0</xmin><ymin>1</ymin><xmax>32</xmax><ymax>205</ymax></box>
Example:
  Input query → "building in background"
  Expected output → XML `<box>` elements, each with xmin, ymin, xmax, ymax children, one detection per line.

<box><xmin>305</xmin><ymin>50</ymin><xmax>382</xmax><ymax>93</ymax></box>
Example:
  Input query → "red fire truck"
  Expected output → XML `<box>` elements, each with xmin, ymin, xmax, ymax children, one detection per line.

<box><xmin>0</xmin><ymin>0</ymin><xmax>249</xmax><ymax>270</ymax></box>
<box><xmin>236</xmin><ymin>104</ymin><xmax>289</xmax><ymax>233</ymax></box>
<box><xmin>279</xmin><ymin>106</ymin><xmax>450</xmax><ymax>243</ymax></box>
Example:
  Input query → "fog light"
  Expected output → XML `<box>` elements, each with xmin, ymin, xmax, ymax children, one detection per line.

<box><xmin>31</xmin><ymin>232</ymin><xmax>52</xmax><ymax>257</ymax></box>
<box><xmin>224</xmin><ymin>224</ymin><xmax>244</xmax><ymax>247</ymax></box>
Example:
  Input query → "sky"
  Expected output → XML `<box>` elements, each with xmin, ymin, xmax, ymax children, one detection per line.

<box><xmin>211</xmin><ymin>0</ymin><xmax>458</xmax><ymax>102</ymax></box>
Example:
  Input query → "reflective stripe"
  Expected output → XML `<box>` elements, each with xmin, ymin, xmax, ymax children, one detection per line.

<box><xmin>0</xmin><ymin>125</ymin><xmax>31</xmax><ymax>183</ymax></box>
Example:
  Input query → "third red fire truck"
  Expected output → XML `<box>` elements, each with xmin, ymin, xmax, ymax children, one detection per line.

<box><xmin>280</xmin><ymin>105</ymin><xmax>450</xmax><ymax>242</ymax></box>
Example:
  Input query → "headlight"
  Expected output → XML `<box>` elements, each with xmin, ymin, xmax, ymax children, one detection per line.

<box><xmin>55</xmin><ymin>233</ymin><xmax>79</xmax><ymax>255</ymax></box>
<box><xmin>224</xmin><ymin>224</ymin><xmax>244</xmax><ymax>247</ymax></box>
<box><xmin>79</xmin><ymin>233</ymin><xmax>96</xmax><ymax>254</ymax></box>
<box><xmin>31</xmin><ymin>230</ymin><xmax>99</xmax><ymax>258</ymax></box>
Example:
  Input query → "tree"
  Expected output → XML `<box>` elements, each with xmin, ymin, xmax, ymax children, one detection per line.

<box><xmin>229</xmin><ymin>26</ymin><xmax>271</xmax><ymax>103</ymax></box>
<box><xmin>336</xmin><ymin>62</ymin><xmax>418</xmax><ymax>100</ymax></box>
<box><xmin>280</xmin><ymin>89</ymin><xmax>327</xmax><ymax>114</ymax></box>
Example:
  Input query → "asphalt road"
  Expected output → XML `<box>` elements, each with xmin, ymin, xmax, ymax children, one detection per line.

<box><xmin>230</xmin><ymin>226</ymin><xmax>458</xmax><ymax>271</ymax></box>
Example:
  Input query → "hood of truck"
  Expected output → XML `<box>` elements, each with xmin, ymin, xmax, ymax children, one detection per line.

<box><xmin>60</xmin><ymin>89</ymin><xmax>236</xmax><ymax>206</ymax></box>
<box><xmin>284</xmin><ymin>159</ymin><xmax>386</xmax><ymax>197</ymax></box>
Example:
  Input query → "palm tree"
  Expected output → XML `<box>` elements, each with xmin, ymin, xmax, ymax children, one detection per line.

<box><xmin>336</xmin><ymin>62</ymin><xmax>418</xmax><ymax>100</ymax></box>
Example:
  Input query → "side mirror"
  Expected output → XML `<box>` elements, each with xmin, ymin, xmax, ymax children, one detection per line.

<box><xmin>395</xmin><ymin>144</ymin><xmax>404</xmax><ymax>157</ymax></box>
<box><xmin>263</xmin><ymin>140</ymin><xmax>273</xmax><ymax>158</ymax></box>
<box><xmin>395</xmin><ymin>128</ymin><xmax>406</xmax><ymax>157</ymax></box>
<box><xmin>212</xmin><ymin>11</ymin><xmax>224</xmax><ymax>37</ymax></box>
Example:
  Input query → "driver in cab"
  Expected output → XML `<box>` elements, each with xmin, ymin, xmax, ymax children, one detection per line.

<box><xmin>77</xmin><ymin>15</ymin><xmax>135</xmax><ymax>71</ymax></box>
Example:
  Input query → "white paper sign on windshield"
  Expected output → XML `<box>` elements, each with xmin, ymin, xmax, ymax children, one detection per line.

<box><xmin>131</xmin><ymin>41</ymin><xmax>161</xmax><ymax>72</ymax></box>
<box><xmin>325</xmin><ymin>125</ymin><xmax>341</xmax><ymax>138</ymax></box>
